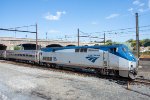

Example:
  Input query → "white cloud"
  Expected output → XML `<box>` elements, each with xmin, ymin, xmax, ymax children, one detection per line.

<box><xmin>48</xmin><ymin>30</ymin><xmax>60</xmax><ymax>33</ymax></box>
<box><xmin>105</xmin><ymin>14</ymin><xmax>120</xmax><ymax>19</ymax></box>
<box><xmin>44</xmin><ymin>11</ymin><xmax>66</xmax><ymax>21</ymax></box>
<box><xmin>128</xmin><ymin>8</ymin><xmax>133</xmax><ymax>12</ymax></box>
<box><xmin>139</xmin><ymin>3</ymin><xmax>145</xmax><ymax>6</ymax></box>
<box><xmin>133</xmin><ymin>0</ymin><xmax>145</xmax><ymax>7</ymax></box>
<box><xmin>133</xmin><ymin>0</ymin><xmax>140</xmax><ymax>5</ymax></box>
<box><xmin>129</xmin><ymin>0</ymin><xmax>149</xmax><ymax>14</ymax></box>
<box><xmin>138</xmin><ymin>8</ymin><xmax>144</xmax><ymax>12</ymax></box>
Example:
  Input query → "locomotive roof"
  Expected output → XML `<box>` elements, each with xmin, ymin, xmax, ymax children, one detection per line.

<box><xmin>41</xmin><ymin>44</ymin><xmax>127</xmax><ymax>52</ymax></box>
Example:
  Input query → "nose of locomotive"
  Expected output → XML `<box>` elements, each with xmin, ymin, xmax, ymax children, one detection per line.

<box><xmin>129</xmin><ymin>60</ymin><xmax>138</xmax><ymax>79</ymax></box>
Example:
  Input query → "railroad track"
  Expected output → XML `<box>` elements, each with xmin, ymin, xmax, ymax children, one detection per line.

<box><xmin>133</xmin><ymin>78</ymin><xmax>150</xmax><ymax>84</ymax></box>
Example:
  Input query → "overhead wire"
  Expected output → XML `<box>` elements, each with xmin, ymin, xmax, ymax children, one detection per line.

<box><xmin>8</xmin><ymin>25</ymin><xmax>35</xmax><ymax>30</ymax></box>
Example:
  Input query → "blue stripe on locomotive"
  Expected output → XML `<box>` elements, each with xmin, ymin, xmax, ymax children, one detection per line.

<box><xmin>41</xmin><ymin>44</ymin><xmax>137</xmax><ymax>62</ymax></box>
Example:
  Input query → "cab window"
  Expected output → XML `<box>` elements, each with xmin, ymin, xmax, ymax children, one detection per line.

<box><xmin>122</xmin><ymin>48</ymin><xmax>126</xmax><ymax>52</ymax></box>
<box><xmin>109</xmin><ymin>48</ymin><xmax>117</xmax><ymax>53</ymax></box>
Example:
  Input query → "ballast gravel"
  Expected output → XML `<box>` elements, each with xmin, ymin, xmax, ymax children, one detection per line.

<box><xmin>0</xmin><ymin>60</ymin><xmax>150</xmax><ymax>100</ymax></box>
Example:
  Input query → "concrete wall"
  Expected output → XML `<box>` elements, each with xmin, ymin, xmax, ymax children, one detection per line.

<box><xmin>0</xmin><ymin>37</ymin><xmax>102</xmax><ymax>50</ymax></box>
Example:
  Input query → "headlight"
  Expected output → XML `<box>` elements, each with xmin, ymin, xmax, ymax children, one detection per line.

<box><xmin>130</xmin><ymin>65</ymin><xmax>134</xmax><ymax>70</ymax></box>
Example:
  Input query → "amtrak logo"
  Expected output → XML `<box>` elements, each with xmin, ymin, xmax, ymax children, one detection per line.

<box><xmin>86</xmin><ymin>55</ymin><xmax>100</xmax><ymax>63</ymax></box>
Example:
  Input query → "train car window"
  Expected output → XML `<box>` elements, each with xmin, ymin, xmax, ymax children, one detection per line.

<box><xmin>49</xmin><ymin>57</ymin><xmax>52</xmax><ymax>61</ymax></box>
<box><xmin>75</xmin><ymin>49</ymin><xmax>79</xmax><ymax>52</ymax></box>
<box><xmin>110</xmin><ymin>48</ymin><xmax>117</xmax><ymax>53</ymax></box>
<box><xmin>80</xmin><ymin>49</ymin><xmax>84</xmax><ymax>52</ymax></box>
<box><xmin>116</xmin><ymin>48</ymin><xmax>118</xmax><ymax>52</ymax></box>
<box><xmin>43</xmin><ymin>57</ymin><xmax>52</xmax><ymax>61</ymax></box>
<box><xmin>80</xmin><ymin>48</ymin><xmax>87</xmax><ymax>52</ymax></box>
<box><xmin>114</xmin><ymin>48</ymin><xmax>117</xmax><ymax>52</ymax></box>
<box><xmin>83</xmin><ymin>48</ymin><xmax>87</xmax><ymax>52</ymax></box>
<box><xmin>50</xmin><ymin>57</ymin><xmax>52</xmax><ymax>61</ymax></box>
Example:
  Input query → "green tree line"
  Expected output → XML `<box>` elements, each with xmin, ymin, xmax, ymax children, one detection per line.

<box><xmin>105</xmin><ymin>39</ymin><xmax>150</xmax><ymax>47</ymax></box>
<box><xmin>126</xmin><ymin>39</ymin><xmax>150</xmax><ymax>47</ymax></box>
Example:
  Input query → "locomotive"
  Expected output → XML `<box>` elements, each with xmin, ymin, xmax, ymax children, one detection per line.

<box><xmin>0</xmin><ymin>44</ymin><xmax>138</xmax><ymax>79</ymax></box>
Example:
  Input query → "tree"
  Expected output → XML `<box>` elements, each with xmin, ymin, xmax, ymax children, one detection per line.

<box><xmin>14</xmin><ymin>46</ymin><xmax>23</xmax><ymax>50</ymax></box>
<box><xmin>126</xmin><ymin>39</ymin><xmax>136</xmax><ymax>47</ymax></box>
<box><xmin>106</xmin><ymin>40</ymin><xmax>113</xmax><ymax>45</ymax></box>
<box><xmin>127</xmin><ymin>39</ymin><xmax>134</xmax><ymax>43</ymax></box>
<box><xmin>126</xmin><ymin>39</ymin><xmax>150</xmax><ymax>51</ymax></box>
<box><xmin>143</xmin><ymin>39</ymin><xmax>150</xmax><ymax>47</ymax></box>
<box><xmin>105</xmin><ymin>40</ymin><xmax>118</xmax><ymax>45</ymax></box>
<box><xmin>144</xmin><ymin>41</ymin><xmax>150</xmax><ymax>47</ymax></box>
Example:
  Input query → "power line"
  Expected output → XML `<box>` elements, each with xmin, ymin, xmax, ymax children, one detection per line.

<box><xmin>8</xmin><ymin>25</ymin><xmax>36</xmax><ymax>30</ymax></box>
<box><xmin>139</xmin><ymin>12</ymin><xmax>150</xmax><ymax>17</ymax></box>
<box><xmin>0</xmin><ymin>28</ymin><xmax>36</xmax><ymax>33</ymax></box>
<box><xmin>91</xmin><ymin>24</ymin><xmax>150</xmax><ymax>34</ymax></box>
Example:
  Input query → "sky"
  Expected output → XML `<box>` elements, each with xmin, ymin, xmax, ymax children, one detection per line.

<box><xmin>0</xmin><ymin>0</ymin><xmax>150</xmax><ymax>43</ymax></box>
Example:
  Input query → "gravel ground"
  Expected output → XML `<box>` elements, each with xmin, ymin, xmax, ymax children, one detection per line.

<box><xmin>0</xmin><ymin>60</ymin><xmax>150</xmax><ymax>100</ymax></box>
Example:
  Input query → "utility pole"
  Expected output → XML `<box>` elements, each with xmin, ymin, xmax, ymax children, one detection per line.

<box><xmin>36</xmin><ymin>23</ymin><xmax>38</xmax><ymax>50</ymax></box>
<box><xmin>46</xmin><ymin>32</ymin><xmax>47</xmax><ymax>40</ymax></box>
<box><xmin>15</xmin><ymin>28</ymin><xmax>16</xmax><ymax>38</ymax></box>
<box><xmin>104</xmin><ymin>33</ymin><xmax>105</xmax><ymax>45</ymax></box>
<box><xmin>136</xmin><ymin>13</ymin><xmax>139</xmax><ymax>66</ymax></box>
<box><xmin>78</xmin><ymin>28</ymin><xmax>79</xmax><ymax>46</ymax></box>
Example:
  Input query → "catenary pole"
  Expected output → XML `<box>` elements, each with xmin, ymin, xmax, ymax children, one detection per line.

<box><xmin>104</xmin><ymin>33</ymin><xmax>105</xmax><ymax>45</ymax></box>
<box><xmin>36</xmin><ymin>23</ymin><xmax>38</xmax><ymax>50</ymax></box>
<box><xmin>78</xmin><ymin>28</ymin><xmax>79</xmax><ymax>46</ymax></box>
<box><xmin>136</xmin><ymin>13</ymin><xmax>139</xmax><ymax>66</ymax></box>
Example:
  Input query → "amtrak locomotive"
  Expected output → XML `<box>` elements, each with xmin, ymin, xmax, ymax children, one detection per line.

<box><xmin>0</xmin><ymin>44</ymin><xmax>138</xmax><ymax>79</ymax></box>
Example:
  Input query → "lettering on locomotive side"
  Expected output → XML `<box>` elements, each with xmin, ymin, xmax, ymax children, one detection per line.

<box><xmin>88</xmin><ymin>48</ymin><xmax>99</xmax><ymax>52</ymax></box>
